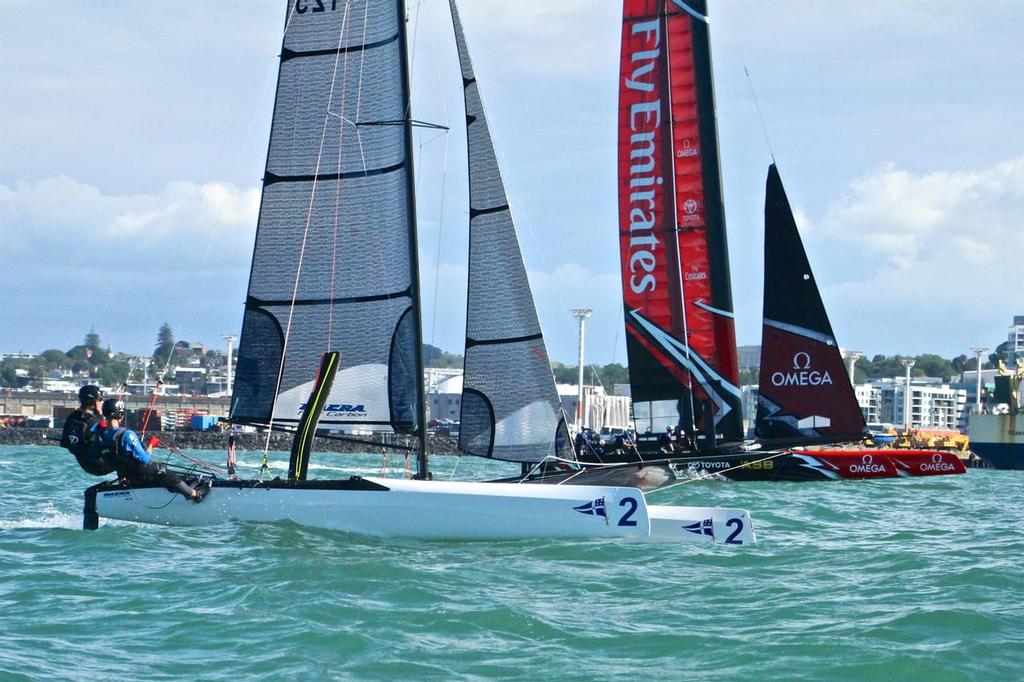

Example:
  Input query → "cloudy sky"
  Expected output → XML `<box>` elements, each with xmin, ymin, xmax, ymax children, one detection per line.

<box><xmin>1</xmin><ymin>1</ymin><xmax>1021</xmax><ymax>365</ymax></box>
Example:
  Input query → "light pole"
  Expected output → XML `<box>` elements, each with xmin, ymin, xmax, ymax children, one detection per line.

<box><xmin>223</xmin><ymin>334</ymin><xmax>238</xmax><ymax>395</ymax></box>
<box><xmin>843</xmin><ymin>350</ymin><xmax>863</xmax><ymax>387</ymax></box>
<box><xmin>969</xmin><ymin>346</ymin><xmax>988</xmax><ymax>414</ymax></box>
<box><xmin>901</xmin><ymin>358</ymin><xmax>915</xmax><ymax>432</ymax></box>
<box><xmin>571</xmin><ymin>309</ymin><xmax>592</xmax><ymax>430</ymax></box>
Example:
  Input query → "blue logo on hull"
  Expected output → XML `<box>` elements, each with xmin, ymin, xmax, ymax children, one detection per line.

<box><xmin>573</xmin><ymin>498</ymin><xmax>607</xmax><ymax>518</ymax></box>
<box><xmin>682</xmin><ymin>518</ymin><xmax>714</xmax><ymax>538</ymax></box>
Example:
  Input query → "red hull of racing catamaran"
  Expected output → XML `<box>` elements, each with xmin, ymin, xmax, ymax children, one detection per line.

<box><xmin>790</xmin><ymin>449</ymin><xmax>966</xmax><ymax>479</ymax></box>
<box><xmin>883</xmin><ymin>450</ymin><xmax>967</xmax><ymax>476</ymax></box>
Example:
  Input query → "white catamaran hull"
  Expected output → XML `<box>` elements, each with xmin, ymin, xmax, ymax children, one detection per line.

<box><xmin>92</xmin><ymin>477</ymin><xmax>754</xmax><ymax>544</ymax></box>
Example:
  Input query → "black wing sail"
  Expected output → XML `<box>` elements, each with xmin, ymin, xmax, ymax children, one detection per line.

<box><xmin>231</xmin><ymin>1</ymin><xmax>424</xmax><ymax>447</ymax></box>
<box><xmin>756</xmin><ymin>164</ymin><xmax>866</xmax><ymax>444</ymax></box>
<box><xmin>449</xmin><ymin>0</ymin><xmax>569</xmax><ymax>463</ymax></box>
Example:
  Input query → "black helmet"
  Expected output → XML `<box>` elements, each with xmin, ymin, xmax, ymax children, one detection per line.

<box><xmin>101</xmin><ymin>398</ymin><xmax>126</xmax><ymax>420</ymax></box>
<box><xmin>79</xmin><ymin>385</ymin><xmax>103</xmax><ymax>406</ymax></box>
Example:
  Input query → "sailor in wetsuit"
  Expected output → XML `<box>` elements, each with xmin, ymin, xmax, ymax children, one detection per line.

<box><xmin>97</xmin><ymin>398</ymin><xmax>210</xmax><ymax>503</ymax></box>
<box><xmin>60</xmin><ymin>385</ymin><xmax>117</xmax><ymax>476</ymax></box>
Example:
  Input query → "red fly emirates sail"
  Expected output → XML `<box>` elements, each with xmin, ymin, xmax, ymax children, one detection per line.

<box><xmin>617</xmin><ymin>0</ymin><xmax>742</xmax><ymax>447</ymax></box>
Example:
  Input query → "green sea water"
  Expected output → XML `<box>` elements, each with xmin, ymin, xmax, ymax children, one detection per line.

<box><xmin>1</xmin><ymin>444</ymin><xmax>1021</xmax><ymax>681</ymax></box>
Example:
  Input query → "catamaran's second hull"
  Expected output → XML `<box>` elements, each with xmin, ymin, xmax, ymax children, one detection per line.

<box><xmin>88</xmin><ymin>476</ymin><xmax>755</xmax><ymax>545</ymax></box>
<box><xmin>577</xmin><ymin>449</ymin><xmax>965</xmax><ymax>482</ymax></box>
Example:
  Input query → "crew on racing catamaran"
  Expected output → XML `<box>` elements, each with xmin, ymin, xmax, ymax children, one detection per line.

<box><xmin>98</xmin><ymin>399</ymin><xmax>210</xmax><ymax>503</ymax></box>
<box><xmin>60</xmin><ymin>385</ymin><xmax>117</xmax><ymax>476</ymax></box>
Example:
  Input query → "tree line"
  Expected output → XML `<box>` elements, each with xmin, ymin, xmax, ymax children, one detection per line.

<box><xmin>2</xmin><ymin>327</ymin><xmax>1006</xmax><ymax>391</ymax></box>
<box><xmin>0</xmin><ymin>324</ymin><xmax>227</xmax><ymax>390</ymax></box>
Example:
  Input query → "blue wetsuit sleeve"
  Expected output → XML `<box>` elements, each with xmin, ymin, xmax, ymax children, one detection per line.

<box><xmin>121</xmin><ymin>430</ymin><xmax>152</xmax><ymax>466</ymax></box>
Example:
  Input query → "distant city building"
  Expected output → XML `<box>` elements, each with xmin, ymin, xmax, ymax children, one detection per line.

<box><xmin>173</xmin><ymin>366</ymin><xmax>207</xmax><ymax>396</ymax></box>
<box><xmin>959</xmin><ymin>369</ymin><xmax>1000</xmax><ymax>409</ymax></box>
<box><xmin>1004</xmin><ymin>314</ymin><xmax>1024</xmax><ymax>364</ymax></box>
<box><xmin>0</xmin><ymin>352</ymin><xmax>37</xmax><ymax>361</ymax></box>
<box><xmin>737</xmin><ymin>345</ymin><xmax>760</xmax><ymax>371</ymax></box>
<box><xmin>557</xmin><ymin>384</ymin><xmax>631</xmax><ymax>432</ymax></box>
<box><xmin>854</xmin><ymin>384</ymin><xmax>882</xmax><ymax>424</ymax></box>
<box><xmin>741</xmin><ymin>384</ymin><xmax>758</xmax><ymax>438</ymax></box>
<box><xmin>41</xmin><ymin>378</ymin><xmax>79</xmax><ymax>393</ymax></box>
<box><xmin>425</xmin><ymin>369</ymin><xmax>464</xmax><ymax>423</ymax></box>
<box><xmin>855</xmin><ymin>379</ymin><xmax>967</xmax><ymax>431</ymax></box>
<box><xmin>424</xmin><ymin>367</ymin><xmax>463</xmax><ymax>394</ymax></box>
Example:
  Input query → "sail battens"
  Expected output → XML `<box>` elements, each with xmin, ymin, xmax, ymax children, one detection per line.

<box><xmin>232</xmin><ymin>0</ymin><xmax>422</xmax><ymax>442</ymax></box>
<box><xmin>247</xmin><ymin>289</ymin><xmax>412</xmax><ymax>308</ymax></box>
<box><xmin>280</xmin><ymin>33</ymin><xmax>399</xmax><ymax>62</ymax></box>
<box><xmin>450</xmin><ymin>0</ymin><xmax>567</xmax><ymax>463</ymax></box>
<box><xmin>264</xmin><ymin>162</ymin><xmax>405</xmax><ymax>186</ymax></box>
<box><xmin>465</xmin><ymin>332</ymin><xmax>543</xmax><ymax>348</ymax></box>
<box><xmin>468</xmin><ymin>204</ymin><xmax>509</xmax><ymax>219</ymax></box>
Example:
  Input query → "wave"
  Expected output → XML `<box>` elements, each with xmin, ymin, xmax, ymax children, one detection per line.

<box><xmin>0</xmin><ymin>511</ymin><xmax>81</xmax><ymax>530</ymax></box>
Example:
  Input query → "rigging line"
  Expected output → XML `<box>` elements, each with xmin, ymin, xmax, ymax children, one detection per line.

<box><xmin>329</xmin><ymin>1</ymin><xmax>356</xmax><ymax>348</ymax></box>
<box><xmin>743</xmin><ymin>63</ymin><xmax>776</xmax><ymax>165</ymax></box>
<box><xmin>408</xmin><ymin>0</ymin><xmax>424</xmax><ymax>73</ymax></box>
<box><xmin>663</xmin><ymin>10</ymin><xmax>698</xmax><ymax>436</ymax></box>
<box><xmin>353</xmin><ymin>2</ymin><xmax>373</xmax><ymax>176</ymax></box>
<box><xmin>264</xmin><ymin>3</ymin><xmax>352</xmax><ymax>461</ymax></box>
<box><xmin>426</xmin><ymin>9</ymin><xmax>452</xmax><ymax>359</ymax></box>
<box><xmin>428</xmin><ymin>134</ymin><xmax>450</xmax><ymax>357</ymax></box>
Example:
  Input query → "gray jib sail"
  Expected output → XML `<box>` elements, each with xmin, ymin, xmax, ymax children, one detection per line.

<box><xmin>449</xmin><ymin>0</ymin><xmax>568</xmax><ymax>463</ymax></box>
<box><xmin>231</xmin><ymin>0</ymin><xmax>422</xmax><ymax>436</ymax></box>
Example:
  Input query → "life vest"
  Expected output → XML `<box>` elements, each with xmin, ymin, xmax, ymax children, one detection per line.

<box><xmin>60</xmin><ymin>410</ymin><xmax>116</xmax><ymax>476</ymax></box>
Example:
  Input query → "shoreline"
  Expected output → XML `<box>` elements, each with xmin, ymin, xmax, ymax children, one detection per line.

<box><xmin>0</xmin><ymin>427</ymin><xmax>461</xmax><ymax>456</ymax></box>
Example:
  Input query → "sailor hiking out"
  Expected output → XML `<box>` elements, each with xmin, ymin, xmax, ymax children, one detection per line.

<box><xmin>98</xmin><ymin>398</ymin><xmax>210</xmax><ymax>503</ymax></box>
<box><xmin>60</xmin><ymin>385</ymin><xmax>117</xmax><ymax>476</ymax></box>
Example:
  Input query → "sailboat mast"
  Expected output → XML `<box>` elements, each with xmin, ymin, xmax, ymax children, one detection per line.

<box><xmin>660</xmin><ymin>2</ymin><xmax>698</xmax><ymax>436</ymax></box>
<box><xmin>396</xmin><ymin>0</ymin><xmax>429</xmax><ymax>478</ymax></box>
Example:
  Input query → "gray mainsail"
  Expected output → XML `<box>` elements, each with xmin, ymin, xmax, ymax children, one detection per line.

<box><xmin>231</xmin><ymin>0</ymin><xmax>424</xmax><ymax>446</ymax></box>
<box><xmin>449</xmin><ymin>1</ymin><xmax>568</xmax><ymax>462</ymax></box>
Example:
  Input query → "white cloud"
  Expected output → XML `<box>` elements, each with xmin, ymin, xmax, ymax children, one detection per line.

<box><xmin>0</xmin><ymin>176</ymin><xmax>259</xmax><ymax>354</ymax></box>
<box><xmin>807</xmin><ymin>155</ymin><xmax>1024</xmax><ymax>353</ymax></box>
<box><xmin>2</xmin><ymin>176</ymin><xmax>259</xmax><ymax>256</ymax></box>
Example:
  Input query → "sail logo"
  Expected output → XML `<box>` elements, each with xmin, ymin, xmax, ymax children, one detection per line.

<box><xmin>770</xmin><ymin>352</ymin><xmax>833</xmax><ymax>387</ymax></box>
<box><xmin>680</xmin><ymin>195</ymin><xmax>703</xmax><ymax>226</ymax></box>
<box><xmin>677</xmin><ymin>138</ymin><xmax>698</xmax><ymax>158</ymax></box>
<box><xmin>684</xmin><ymin>264</ymin><xmax>707</xmax><ymax>281</ymax></box>
<box><xmin>573</xmin><ymin>498</ymin><xmax>607</xmax><ymax>519</ymax></box>
<box><xmin>298</xmin><ymin>402</ymin><xmax>367</xmax><ymax>417</ymax></box>
<box><xmin>623</xmin><ymin>18</ymin><xmax>663</xmax><ymax>295</ymax></box>
<box><xmin>293</xmin><ymin>0</ymin><xmax>340</xmax><ymax>14</ymax></box>
<box><xmin>920</xmin><ymin>453</ymin><xmax>957</xmax><ymax>472</ymax></box>
<box><xmin>849</xmin><ymin>454</ymin><xmax>887</xmax><ymax>474</ymax></box>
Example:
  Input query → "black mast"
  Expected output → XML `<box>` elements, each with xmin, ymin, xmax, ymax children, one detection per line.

<box><xmin>396</xmin><ymin>0</ymin><xmax>429</xmax><ymax>479</ymax></box>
